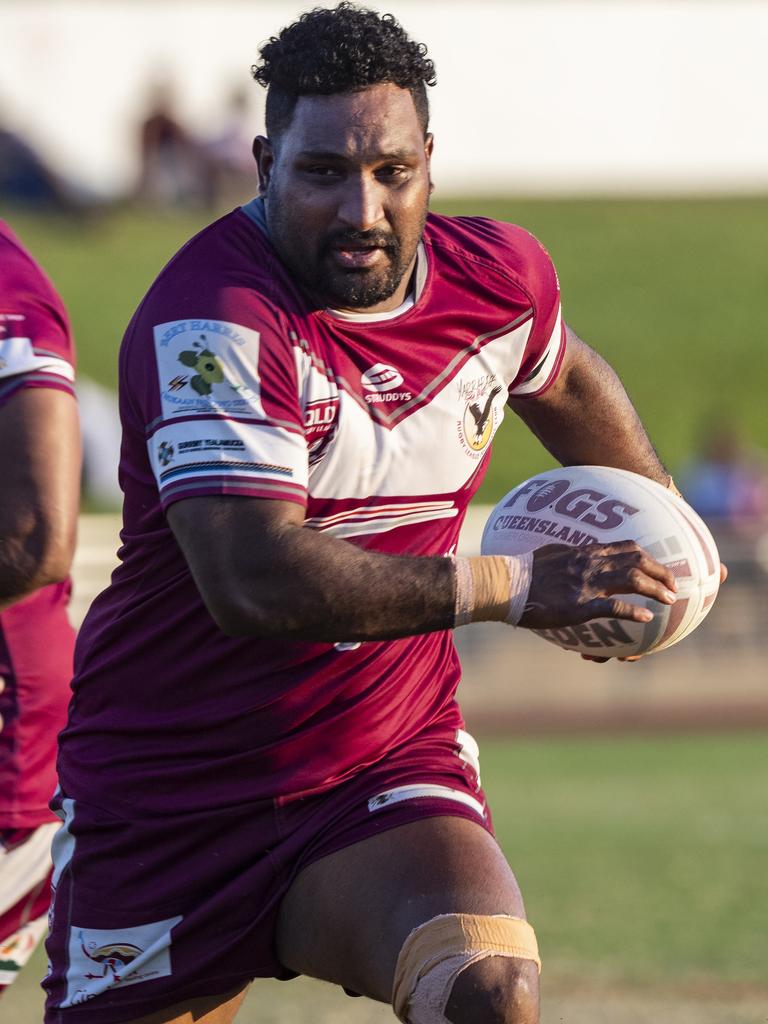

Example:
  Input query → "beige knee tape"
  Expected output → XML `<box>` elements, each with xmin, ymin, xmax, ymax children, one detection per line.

<box><xmin>391</xmin><ymin>913</ymin><xmax>541</xmax><ymax>1024</ymax></box>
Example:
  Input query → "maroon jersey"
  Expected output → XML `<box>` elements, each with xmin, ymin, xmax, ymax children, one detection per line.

<box><xmin>58</xmin><ymin>202</ymin><xmax>564</xmax><ymax>815</ymax></box>
<box><xmin>0</xmin><ymin>222</ymin><xmax>77</xmax><ymax>828</ymax></box>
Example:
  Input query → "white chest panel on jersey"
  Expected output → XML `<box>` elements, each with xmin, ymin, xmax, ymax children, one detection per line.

<box><xmin>304</xmin><ymin>318</ymin><xmax>535</xmax><ymax>503</ymax></box>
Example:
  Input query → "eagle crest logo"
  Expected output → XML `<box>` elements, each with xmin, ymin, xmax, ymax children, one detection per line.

<box><xmin>460</xmin><ymin>383</ymin><xmax>502</xmax><ymax>454</ymax></box>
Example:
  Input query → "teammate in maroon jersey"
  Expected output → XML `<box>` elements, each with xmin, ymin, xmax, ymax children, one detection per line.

<box><xmin>47</xmin><ymin>7</ymin><xmax>683</xmax><ymax>1024</ymax></box>
<box><xmin>0</xmin><ymin>222</ymin><xmax>80</xmax><ymax>996</ymax></box>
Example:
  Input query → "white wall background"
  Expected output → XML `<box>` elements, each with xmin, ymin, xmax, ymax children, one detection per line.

<box><xmin>2</xmin><ymin>0</ymin><xmax>768</xmax><ymax>197</ymax></box>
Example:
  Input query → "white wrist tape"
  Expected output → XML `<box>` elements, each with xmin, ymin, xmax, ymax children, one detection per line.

<box><xmin>452</xmin><ymin>553</ymin><xmax>533</xmax><ymax>628</ymax></box>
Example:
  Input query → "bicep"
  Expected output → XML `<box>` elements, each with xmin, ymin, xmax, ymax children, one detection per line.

<box><xmin>0</xmin><ymin>387</ymin><xmax>80</xmax><ymax>598</ymax></box>
<box><xmin>167</xmin><ymin>494</ymin><xmax>305</xmax><ymax>621</ymax></box>
<box><xmin>0</xmin><ymin>386</ymin><xmax>80</xmax><ymax>542</ymax></box>
<box><xmin>505</xmin><ymin>323</ymin><xmax>616</xmax><ymax>458</ymax></box>
<box><xmin>506</xmin><ymin>323</ymin><xmax>667</xmax><ymax>478</ymax></box>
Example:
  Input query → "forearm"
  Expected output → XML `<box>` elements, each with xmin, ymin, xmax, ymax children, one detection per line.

<box><xmin>194</xmin><ymin>515</ymin><xmax>456</xmax><ymax>641</ymax></box>
<box><xmin>171</xmin><ymin>493</ymin><xmax>678</xmax><ymax>644</ymax></box>
<box><xmin>509</xmin><ymin>325</ymin><xmax>671</xmax><ymax>486</ymax></box>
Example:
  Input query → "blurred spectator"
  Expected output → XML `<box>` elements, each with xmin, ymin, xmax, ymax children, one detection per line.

<box><xmin>680</xmin><ymin>421</ymin><xmax>768</xmax><ymax>527</ymax></box>
<box><xmin>135</xmin><ymin>81</ymin><xmax>207</xmax><ymax>207</ymax></box>
<box><xmin>201</xmin><ymin>86</ymin><xmax>259</xmax><ymax>206</ymax></box>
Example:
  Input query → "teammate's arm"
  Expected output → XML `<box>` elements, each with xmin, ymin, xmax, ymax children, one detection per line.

<box><xmin>167</xmin><ymin>495</ymin><xmax>676</xmax><ymax>641</ymax></box>
<box><xmin>0</xmin><ymin>388</ymin><xmax>80</xmax><ymax>609</ymax></box>
<box><xmin>508</xmin><ymin>323</ymin><xmax>672</xmax><ymax>486</ymax></box>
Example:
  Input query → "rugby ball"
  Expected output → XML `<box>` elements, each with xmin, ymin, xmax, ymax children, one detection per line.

<box><xmin>481</xmin><ymin>466</ymin><xmax>720</xmax><ymax>658</ymax></box>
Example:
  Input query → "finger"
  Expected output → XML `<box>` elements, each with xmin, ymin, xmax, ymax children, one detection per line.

<box><xmin>593</xmin><ymin>568</ymin><xmax>677</xmax><ymax>605</ymax></box>
<box><xmin>720</xmin><ymin>562</ymin><xmax>728</xmax><ymax>584</ymax></box>
<box><xmin>624</xmin><ymin>551</ymin><xmax>677</xmax><ymax>591</ymax></box>
<box><xmin>618</xmin><ymin>655</ymin><xmax>644</xmax><ymax>662</ymax></box>
<box><xmin>576</xmin><ymin>597</ymin><xmax>655</xmax><ymax>624</ymax></box>
<box><xmin>593</xmin><ymin>545</ymin><xmax>677</xmax><ymax>592</ymax></box>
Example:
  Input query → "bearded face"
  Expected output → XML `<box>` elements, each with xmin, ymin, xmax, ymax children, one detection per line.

<box><xmin>258</xmin><ymin>84</ymin><xmax>432</xmax><ymax>313</ymax></box>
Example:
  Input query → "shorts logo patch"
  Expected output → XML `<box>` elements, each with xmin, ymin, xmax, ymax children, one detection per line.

<box><xmin>154</xmin><ymin>320</ymin><xmax>264</xmax><ymax>420</ymax></box>
<box><xmin>61</xmin><ymin>916</ymin><xmax>182</xmax><ymax>1007</ymax></box>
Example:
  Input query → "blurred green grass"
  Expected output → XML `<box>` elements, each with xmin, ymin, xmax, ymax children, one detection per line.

<box><xmin>6</xmin><ymin>733</ymin><xmax>767</xmax><ymax>1022</ymax></box>
<box><xmin>481</xmin><ymin>732</ymin><xmax>768</xmax><ymax>987</ymax></box>
<box><xmin>3</xmin><ymin>196</ymin><xmax>768</xmax><ymax>502</ymax></box>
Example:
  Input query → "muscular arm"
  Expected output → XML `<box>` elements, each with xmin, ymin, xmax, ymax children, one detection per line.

<box><xmin>168</xmin><ymin>494</ymin><xmax>675</xmax><ymax>642</ymax></box>
<box><xmin>508</xmin><ymin>323</ymin><xmax>671</xmax><ymax>485</ymax></box>
<box><xmin>168</xmin><ymin>495</ymin><xmax>456</xmax><ymax>641</ymax></box>
<box><xmin>0</xmin><ymin>388</ymin><xmax>81</xmax><ymax>609</ymax></box>
<box><xmin>168</xmin><ymin>324</ymin><xmax>680</xmax><ymax>643</ymax></box>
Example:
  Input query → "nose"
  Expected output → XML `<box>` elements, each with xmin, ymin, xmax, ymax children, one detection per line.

<box><xmin>336</xmin><ymin>174</ymin><xmax>385</xmax><ymax>232</ymax></box>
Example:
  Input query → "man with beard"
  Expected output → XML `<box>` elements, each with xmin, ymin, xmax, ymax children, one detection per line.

<box><xmin>46</xmin><ymin>6</ymin><xmax>680</xmax><ymax>1024</ymax></box>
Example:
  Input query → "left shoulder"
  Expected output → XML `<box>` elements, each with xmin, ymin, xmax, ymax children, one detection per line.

<box><xmin>0</xmin><ymin>222</ymin><xmax>75</xmax><ymax>394</ymax></box>
<box><xmin>424</xmin><ymin>213</ymin><xmax>558</xmax><ymax>295</ymax></box>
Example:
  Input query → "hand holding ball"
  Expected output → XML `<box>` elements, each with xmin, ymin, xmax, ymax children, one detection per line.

<box><xmin>481</xmin><ymin>466</ymin><xmax>721</xmax><ymax>658</ymax></box>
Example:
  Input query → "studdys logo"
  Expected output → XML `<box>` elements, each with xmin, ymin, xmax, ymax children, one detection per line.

<box><xmin>361</xmin><ymin>364</ymin><xmax>404</xmax><ymax>391</ymax></box>
<box><xmin>361</xmin><ymin>363</ymin><xmax>412</xmax><ymax>404</ymax></box>
<box><xmin>501</xmin><ymin>477</ymin><xmax>639</xmax><ymax>530</ymax></box>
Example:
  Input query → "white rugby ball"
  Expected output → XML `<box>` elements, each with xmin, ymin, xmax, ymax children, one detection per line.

<box><xmin>481</xmin><ymin>466</ymin><xmax>720</xmax><ymax>658</ymax></box>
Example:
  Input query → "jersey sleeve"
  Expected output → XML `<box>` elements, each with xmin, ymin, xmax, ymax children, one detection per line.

<box><xmin>505</xmin><ymin>228</ymin><xmax>566</xmax><ymax>399</ymax></box>
<box><xmin>0</xmin><ymin>235</ymin><xmax>76</xmax><ymax>410</ymax></box>
<box><xmin>136</xmin><ymin>293</ymin><xmax>308</xmax><ymax>512</ymax></box>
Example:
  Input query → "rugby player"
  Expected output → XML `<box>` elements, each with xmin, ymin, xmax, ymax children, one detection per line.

<box><xmin>0</xmin><ymin>223</ymin><xmax>80</xmax><ymax>995</ymax></box>
<box><xmin>46</xmin><ymin>6</ymin><xmax>683</xmax><ymax>1024</ymax></box>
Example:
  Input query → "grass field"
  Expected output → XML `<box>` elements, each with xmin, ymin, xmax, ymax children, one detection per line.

<box><xmin>3</xmin><ymin>194</ymin><xmax>768</xmax><ymax>503</ymax></box>
<box><xmin>6</xmin><ymin>732</ymin><xmax>768</xmax><ymax>1023</ymax></box>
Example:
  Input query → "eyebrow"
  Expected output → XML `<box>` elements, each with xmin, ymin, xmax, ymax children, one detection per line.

<box><xmin>295</xmin><ymin>148</ymin><xmax>420</xmax><ymax>163</ymax></box>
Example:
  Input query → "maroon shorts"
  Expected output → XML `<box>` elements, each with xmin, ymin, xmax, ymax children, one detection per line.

<box><xmin>44</xmin><ymin>725</ymin><xmax>492</xmax><ymax>1023</ymax></box>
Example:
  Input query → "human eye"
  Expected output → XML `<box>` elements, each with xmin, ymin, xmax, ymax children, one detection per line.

<box><xmin>376</xmin><ymin>164</ymin><xmax>411</xmax><ymax>184</ymax></box>
<box><xmin>376</xmin><ymin>164</ymin><xmax>409</xmax><ymax>181</ymax></box>
<box><xmin>302</xmin><ymin>164</ymin><xmax>343</xmax><ymax>180</ymax></box>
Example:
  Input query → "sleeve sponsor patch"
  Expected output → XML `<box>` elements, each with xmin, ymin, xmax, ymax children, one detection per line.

<box><xmin>147</xmin><ymin>418</ymin><xmax>308</xmax><ymax>508</ymax></box>
<box><xmin>153</xmin><ymin>319</ymin><xmax>265</xmax><ymax>421</ymax></box>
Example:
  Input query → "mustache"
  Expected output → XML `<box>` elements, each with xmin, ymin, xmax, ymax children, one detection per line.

<box><xmin>322</xmin><ymin>229</ymin><xmax>400</xmax><ymax>253</ymax></box>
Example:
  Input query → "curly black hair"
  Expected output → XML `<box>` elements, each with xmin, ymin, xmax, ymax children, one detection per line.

<box><xmin>252</xmin><ymin>3</ymin><xmax>436</xmax><ymax>138</ymax></box>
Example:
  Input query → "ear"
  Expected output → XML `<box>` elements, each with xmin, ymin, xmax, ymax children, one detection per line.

<box><xmin>424</xmin><ymin>133</ymin><xmax>435</xmax><ymax>195</ymax></box>
<box><xmin>253</xmin><ymin>135</ymin><xmax>274</xmax><ymax>195</ymax></box>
